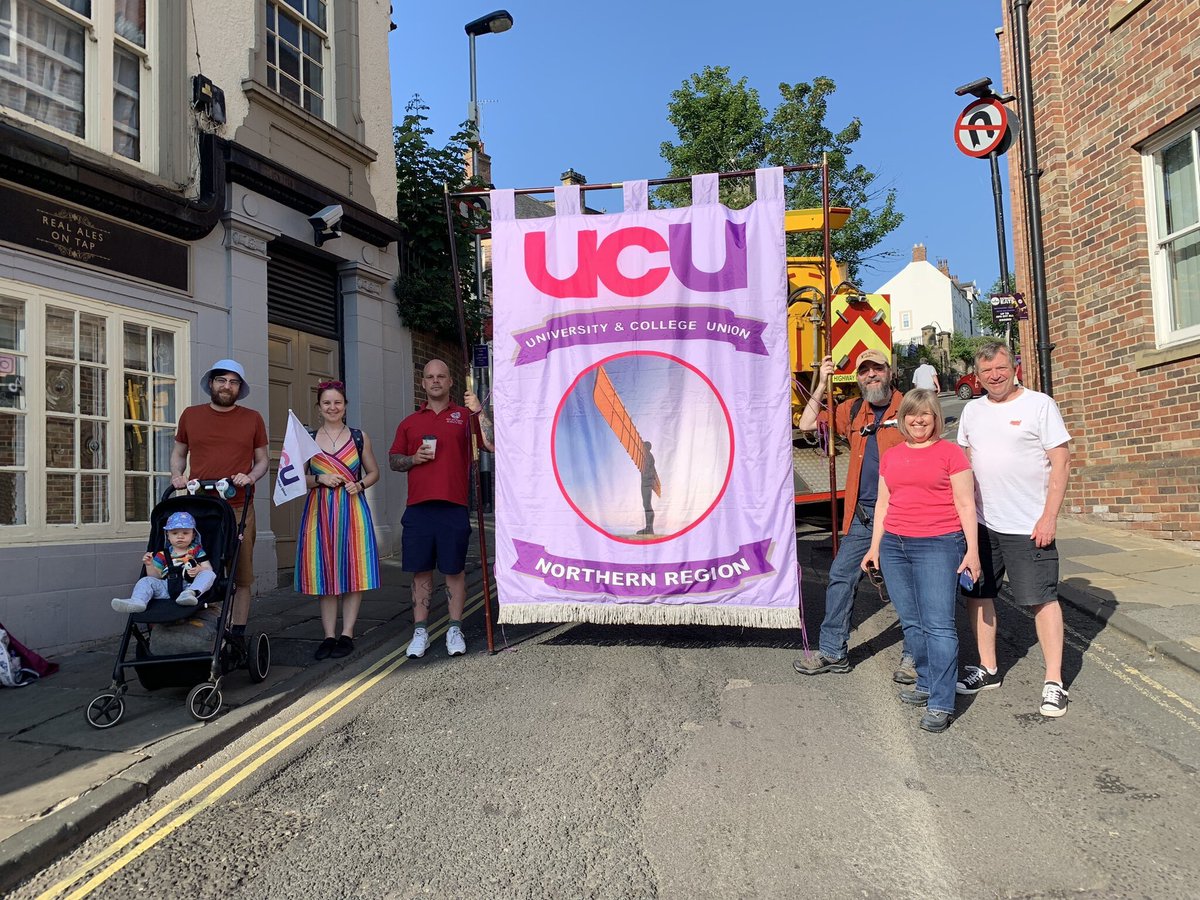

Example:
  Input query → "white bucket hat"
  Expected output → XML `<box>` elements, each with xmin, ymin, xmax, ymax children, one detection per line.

<box><xmin>200</xmin><ymin>358</ymin><xmax>250</xmax><ymax>400</ymax></box>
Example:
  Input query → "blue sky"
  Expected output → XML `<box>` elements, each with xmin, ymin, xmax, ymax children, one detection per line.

<box><xmin>389</xmin><ymin>1</ymin><xmax>1013</xmax><ymax>293</ymax></box>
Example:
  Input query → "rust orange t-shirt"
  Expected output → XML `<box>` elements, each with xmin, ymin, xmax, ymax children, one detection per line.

<box><xmin>175</xmin><ymin>403</ymin><xmax>268</xmax><ymax>508</ymax></box>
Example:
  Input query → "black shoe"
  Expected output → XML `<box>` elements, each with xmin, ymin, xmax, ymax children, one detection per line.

<box><xmin>792</xmin><ymin>653</ymin><xmax>851</xmax><ymax>675</ymax></box>
<box><xmin>892</xmin><ymin>654</ymin><xmax>917</xmax><ymax>685</ymax></box>
<box><xmin>329</xmin><ymin>635</ymin><xmax>354</xmax><ymax>659</ymax></box>
<box><xmin>315</xmin><ymin>637</ymin><xmax>337</xmax><ymax>660</ymax></box>
<box><xmin>899</xmin><ymin>688</ymin><xmax>930</xmax><ymax>706</ymax></box>
<box><xmin>956</xmin><ymin>665</ymin><xmax>1002</xmax><ymax>695</ymax></box>
<box><xmin>919</xmin><ymin>710</ymin><xmax>952</xmax><ymax>733</ymax></box>
<box><xmin>1040</xmin><ymin>681</ymin><xmax>1069</xmax><ymax>718</ymax></box>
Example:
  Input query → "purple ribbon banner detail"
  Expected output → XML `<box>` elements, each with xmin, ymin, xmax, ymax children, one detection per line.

<box><xmin>511</xmin><ymin>538</ymin><xmax>775</xmax><ymax>600</ymax></box>
<box><xmin>512</xmin><ymin>305</ymin><xmax>767</xmax><ymax>366</ymax></box>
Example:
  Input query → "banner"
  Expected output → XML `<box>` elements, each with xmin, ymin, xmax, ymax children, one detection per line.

<box><xmin>273</xmin><ymin>410</ymin><xmax>321</xmax><ymax>506</ymax></box>
<box><xmin>491</xmin><ymin>169</ymin><xmax>799</xmax><ymax>627</ymax></box>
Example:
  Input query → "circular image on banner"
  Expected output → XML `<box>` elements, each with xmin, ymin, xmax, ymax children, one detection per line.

<box><xmin>552</xmin><ymin>351</ymin><xmax>733</xmax><ymax>544</ymax></box>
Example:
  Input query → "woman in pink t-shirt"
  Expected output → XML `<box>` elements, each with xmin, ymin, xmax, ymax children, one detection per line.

<box><xmin>861</xmin><ymin>389</ymin><xmax>981</xmax><ymax>733</ymax></box>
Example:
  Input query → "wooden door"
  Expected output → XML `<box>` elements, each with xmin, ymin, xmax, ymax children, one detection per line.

<box><xmin>268</xmin><ymin>324</ymin><xmax>339</xmax><ymax>575</ymax></box>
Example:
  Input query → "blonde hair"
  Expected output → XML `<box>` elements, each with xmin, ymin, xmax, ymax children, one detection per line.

<box><xmin>896</xmin><ymin>388</ymin><xmax>944</xmax><ymax>441</ymax></box>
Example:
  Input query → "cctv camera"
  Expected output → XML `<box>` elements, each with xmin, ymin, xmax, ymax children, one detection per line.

<box><xmin>310</xmin><ymin>204</ymin><xmax>343</xmax><ymax>229</ymax></box>
<box><xmin>309</xmin><ymin>204</ymin><xmax>343</xmax><ymax>246</ymax></box>
<box><xmin>955</xmin><ymin>77</ymin><xmax>994</xmax><ymax>98</ymax></box>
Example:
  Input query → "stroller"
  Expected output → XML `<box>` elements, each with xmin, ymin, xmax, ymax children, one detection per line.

<box><xmin>85</xmin><ymin>480</ymin><xmax>271</xmax><ymax>728</ymax></box>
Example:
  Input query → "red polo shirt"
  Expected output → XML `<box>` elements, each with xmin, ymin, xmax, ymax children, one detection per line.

<box><xmin>390</xmin><ymin>402</ymin><xmax>482</xmax><ymax>507</ymax></box>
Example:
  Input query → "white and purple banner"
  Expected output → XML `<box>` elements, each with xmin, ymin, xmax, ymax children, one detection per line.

<box><xmin>491</xmin><ymin>169</ymin><xmax>799</xmax><ymax>627</ymax></box>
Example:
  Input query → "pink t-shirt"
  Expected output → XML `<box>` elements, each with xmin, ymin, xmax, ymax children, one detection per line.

<box><xmin>880</xmin><ymin>440</ymin><xmax>971</xmax><ymax>537</ymax></box>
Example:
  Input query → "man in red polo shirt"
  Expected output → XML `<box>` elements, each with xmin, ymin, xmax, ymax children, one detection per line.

<box><xmin>390</xmin><ymin>359</ymin><xmax>493</xmax><ymax>659</ymax></box>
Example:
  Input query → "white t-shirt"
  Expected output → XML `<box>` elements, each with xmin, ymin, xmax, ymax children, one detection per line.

<box><xmin>957</xmin><ymin>388</ymin><xmax>1070</xmax><ymax>534</ymax></box>
<box><xmin>913</xmin><ymin>363</ymin><xmax>938</xmax><ymax>390</ymax></box>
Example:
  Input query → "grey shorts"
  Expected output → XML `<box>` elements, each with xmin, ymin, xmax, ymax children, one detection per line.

<box><xmin>963</xmin><ymin>524</ymin><xmax>1059</xmax><ymax>607</ymax></box>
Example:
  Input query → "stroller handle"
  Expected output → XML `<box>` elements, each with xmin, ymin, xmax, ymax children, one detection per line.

<box><xmin>161</xmin><ymin>479</ymin><xmax>256</xmax><ymax>503</ymax></box>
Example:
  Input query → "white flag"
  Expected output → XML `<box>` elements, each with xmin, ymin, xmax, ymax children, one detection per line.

<box><xmin>273</xmin><ymin>410</ymin><xmax>321</xmax><ymax>506</ymax></box>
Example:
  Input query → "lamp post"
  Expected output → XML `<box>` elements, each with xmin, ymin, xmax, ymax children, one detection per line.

<box><xmin>464</xmin><ymin>9</ymin><xmax>513</xmax><ymax>341</ymax></box>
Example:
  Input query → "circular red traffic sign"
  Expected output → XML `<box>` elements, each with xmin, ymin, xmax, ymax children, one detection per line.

<box><xmin>954</xmin><ymin>97</ymin><xmax>1009</xmax><ymax>158</ymax></box>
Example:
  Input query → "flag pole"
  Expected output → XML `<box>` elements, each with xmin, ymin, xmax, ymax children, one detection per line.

<box><xmin>444</xmin><ymin>184</ymin><xmax>496</xmax><ymax>654</ymax></box>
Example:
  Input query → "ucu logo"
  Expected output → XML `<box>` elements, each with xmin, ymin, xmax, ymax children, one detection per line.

<box><xmin>524</xmin><ymin>221</ymin><xmax>748</xmax><ymax>299</ymax></box>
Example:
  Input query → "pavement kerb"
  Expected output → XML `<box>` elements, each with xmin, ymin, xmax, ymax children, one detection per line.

<box><xmin>0</xmin><ymin>567</ymin><xmax>487</xmax><ymax>895</ymax></box>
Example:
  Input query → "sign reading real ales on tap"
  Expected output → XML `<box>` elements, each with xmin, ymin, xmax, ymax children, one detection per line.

<box><xmin>489</xmin><ymin>169</ymin><xmax>799</xmax><ymax>627</ymax></box>
<box><xmin>0</xmin><ymin>182</ymin><xmax>189</xmax><ymax>291</ymax></box>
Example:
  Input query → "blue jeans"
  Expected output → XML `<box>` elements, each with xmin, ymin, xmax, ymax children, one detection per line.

<box><xmin>819</xmin><ymin>512</ymin><xmax>882</xmax><ymax>660</ymax></box>
<box><xmin>879</xmin><ymin>531</ymin><xmax>964</xmax><ymax>715</ymax></box>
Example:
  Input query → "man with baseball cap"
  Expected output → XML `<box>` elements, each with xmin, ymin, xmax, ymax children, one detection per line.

<box><xmin>791</xmin><ymin>349</ymin><xmax>913</xmax><ymax>681</ymax></box>
<box><xmin>170</xmin><ymin>358</ymin><xmax>269</xmax><ymax>637</ymax></box>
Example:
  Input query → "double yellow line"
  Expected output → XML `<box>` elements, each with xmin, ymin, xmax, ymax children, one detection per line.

<box><xmin>37</xmin><ymin>597</ymin><xmax>485</xmax><ymax>900</ymax></box>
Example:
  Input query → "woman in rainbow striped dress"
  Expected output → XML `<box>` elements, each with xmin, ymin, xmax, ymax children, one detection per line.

<box><xmin>296</xmin><ymin>380</ymin><xmax>381</xmax><ymax>659</ymax></box>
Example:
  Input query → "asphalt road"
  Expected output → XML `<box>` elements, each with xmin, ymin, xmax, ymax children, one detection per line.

<box><xmin>17</xmin><ymin>561</ymin><xmax>1200</xmax><ymax>900</ymax></box>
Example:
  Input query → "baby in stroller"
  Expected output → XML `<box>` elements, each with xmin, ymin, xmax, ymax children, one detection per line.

<box><xmin>112</xmin><ymin>511</ymin><xmax>216</xmax><ymax>613</ymax></box>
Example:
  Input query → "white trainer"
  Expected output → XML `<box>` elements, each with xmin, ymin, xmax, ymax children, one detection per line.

<box><xmin>446</xmin><ymin>625</ymin><xmax>467</xmax><ymax>657</ymax></box>
<box><xmin>176</xmin><ymin>589</ymin><xmax>199</xmax><ymax>607</ymax></box>
<box><xmin>111</xmin><ymin>597</ymin><xmax>147</xmax><ymax>614</ymax></box>
<box><xmin>406</xmin><ymin>627</ymin><xmax>429</xmax><ymax>658</ymax></box>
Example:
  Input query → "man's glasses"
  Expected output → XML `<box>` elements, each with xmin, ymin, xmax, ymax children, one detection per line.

<box><xmin>212</xmin><ymin>376</ymin><xmax>242</xmax><ymax>388</ymax></box>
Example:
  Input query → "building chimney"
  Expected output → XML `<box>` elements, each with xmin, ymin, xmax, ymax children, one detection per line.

<box><xmin>936</xmin><ymin>258</ymin><xmax>951</xmax><ymax>277</ymax></box>
<box><xmin>912</xmin><ymin>243</ymin><xmax>927</xmax><ymax>263</ymax></box>
<box><xmin>464</xmin><ymin>142</ymin><xmax>493</xmax><ymax>186</ymax></box>
<box><xmin>560</xmin><ymin>168</ymin><xmax>587</xmax><ymax>187</ymax></box>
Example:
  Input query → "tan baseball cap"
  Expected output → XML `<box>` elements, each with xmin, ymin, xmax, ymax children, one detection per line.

<box><xmin>855</xmin><ymin>349</ymin><xmax>889</xmax><ymax>370</ymax></box>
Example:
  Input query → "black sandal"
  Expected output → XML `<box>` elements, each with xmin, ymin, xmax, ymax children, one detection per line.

<box><xmin>330</xmin><ymin>635</ymin><xmax>354</xmax><ymax>658</ymax></box>
<box><xmin>314</xmin><ymin>637</ymin><xmax>337</xmax><ymax>660</ymax></box>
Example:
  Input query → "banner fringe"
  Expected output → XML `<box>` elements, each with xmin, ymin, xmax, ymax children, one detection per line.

<box><xmin>497</xmin><ymin>603</ymin><xmax>800</xmax><ymax>630</ymax></box>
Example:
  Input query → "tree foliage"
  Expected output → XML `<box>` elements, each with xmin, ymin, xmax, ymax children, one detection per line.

<box><xmin>393</xmin><ymin>97</ymin><xmax>481</xmax><ymax>344</ymax></box>
<box><xmin>657</xmin><ymin>67</ymin><xmax>903</xmax><ymax>282</ymax></box>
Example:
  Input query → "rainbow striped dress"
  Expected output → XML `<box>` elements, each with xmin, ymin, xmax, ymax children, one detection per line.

<box><xmin>294</xmin><ymin>437</ymin><xmax>380</xmax><ymax>595</ymax></box>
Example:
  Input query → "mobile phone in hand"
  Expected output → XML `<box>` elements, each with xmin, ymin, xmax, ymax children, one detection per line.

<box><xmin>958</xmin><ymin>570</ymin><xmax>975</xmax><ymax>591</ymax></box>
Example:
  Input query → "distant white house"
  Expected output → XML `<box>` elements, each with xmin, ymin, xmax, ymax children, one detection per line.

<box><xmin>874</xmin><ymin>245</ymin><xmax>981</xmax><ymax>345</ymax></box>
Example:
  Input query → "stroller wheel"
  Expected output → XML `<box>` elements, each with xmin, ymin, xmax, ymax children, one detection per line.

<box><xmin>187</xmin><ymin>682</ymin><xmax>223</xmax><ymax>721</ymax></box>
<box><xmin>247</xmin><ymin>632</ymin><xmax>271</xmax><ymax>683</ymax></box>
<box><xmin>86</xmin><ymin>693</ymin><xmax>125</xmax><ymax>729</ymax></box>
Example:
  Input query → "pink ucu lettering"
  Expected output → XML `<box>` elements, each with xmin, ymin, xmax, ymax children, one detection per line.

<box><xmin>524</xmin><ymin>221</ymin><xmax>748</xmax><ymax>299</ymax></box>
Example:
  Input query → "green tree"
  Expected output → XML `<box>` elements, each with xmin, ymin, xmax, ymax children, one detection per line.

<box><xmin>393</xmin><ymin>97</ymin><xmax>481</xmax><ymax>344</ymax></box>
<box><xmin>973</xmin><ymin>274</ymin><xmax>1017</xmax><ymax>339</ymax></box>
<box><xmin>657</xmin><ymin>67</ymin><xmax>903</xmax><ymax>282</ymax></box>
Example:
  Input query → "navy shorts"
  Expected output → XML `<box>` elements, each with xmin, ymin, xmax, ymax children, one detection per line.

<box><xmin>401</xmin><ymin>502</ymin><xmax>471</xmax><ymax>575</ymax></box>
<box><xmin>962</xmin><ymin>523</ymin><xmax>1059</xmax><ymax>607</ymax></box>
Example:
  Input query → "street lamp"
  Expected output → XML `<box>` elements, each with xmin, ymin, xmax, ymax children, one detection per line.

<box><xmin>463</xmin><ymin>9</ymin><xmax>513</xmax><ymax>331</ymax></box>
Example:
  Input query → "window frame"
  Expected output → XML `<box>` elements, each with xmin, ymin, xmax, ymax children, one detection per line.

<box><xmin>263</xmin><ymin>0</ymin><xmax>332</xmax><ymax>123</ymax></box>
<box><xmin>1143</xmin><ymin>114</ymin><xmax>1200</xmax><ymax>349</ymax></box>
<box><xmin>0</xmin><ymin>279</ymin><xmax>188</xmax><ymax>544</ymax></box>
<box><xmin>0</xmin><ymin>0</ymin><xmax>158</xmax><ymax>169</ymax></box>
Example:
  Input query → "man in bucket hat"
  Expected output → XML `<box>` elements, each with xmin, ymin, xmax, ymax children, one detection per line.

<box><xmin>791</xmin><ymin>349</ymin><xmax>913</xmax><ymax>682</ymax></box>
<box><xmin>170</xmin><ymin>359</ymin><xmax>268</xmax><ymax>637</ymax></box>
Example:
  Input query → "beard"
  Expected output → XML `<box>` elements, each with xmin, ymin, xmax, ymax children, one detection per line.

<box><xmin>210</xmin><ymin>390</ymin><xmax>237</xmax><ymax>408</ymax></box>
<box><xmin>860</xmin><ymin>381</ymin><xmax>892</xmax><ymax>406</ymax></box>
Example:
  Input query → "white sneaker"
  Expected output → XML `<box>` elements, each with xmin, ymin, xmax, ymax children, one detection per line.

<box><xmin>176</xmin><ymin>589</ymin><xmax>199</xmax><ymax>607</ymax></box>
<box><xmin>446</xmin><ymin>625</ymin><xmax>467</xmax><ymax>657</ymax></box>
<box><xmin>406</xmin><ymin>627</ymin><xmax>429</xmax><ymax>658</ymax></box>
<box><xmin>111</xmin><ymin>598</ymin><xmax>147</xmax><ymax>614</ymax></box>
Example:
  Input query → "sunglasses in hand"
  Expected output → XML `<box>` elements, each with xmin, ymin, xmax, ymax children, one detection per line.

<box><xmin>865</xmin><ymin>561</ymin><xmax>884</xmax><ymax>586</ymax></box>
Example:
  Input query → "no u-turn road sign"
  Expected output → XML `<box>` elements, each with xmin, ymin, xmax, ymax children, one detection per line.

<box><xmin>954</xmin><ymin>97</ymin><xmax>1009</xmax><ymax>158</ymax></box>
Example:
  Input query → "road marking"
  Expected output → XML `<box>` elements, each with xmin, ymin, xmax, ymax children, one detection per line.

<box><xmin>1003</xmin><ymin>598</ymin><xmax>1200</xmax><ymax>731</ymax></box>
<box><xmin>37</xmin><ymin>597</ymin><xmax>486</xmax><ymax>900</ymax></box>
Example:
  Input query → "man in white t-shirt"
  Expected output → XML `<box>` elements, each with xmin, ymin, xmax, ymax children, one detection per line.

<box><xmin>956</xmin><ymin>341</ymin><xmax>1072</xmax><ymax>717</ymax></box>
<box><xmin>912</xmin><ymin>361</ymin><xmax>940</xmax><ymax>393</ymax></box>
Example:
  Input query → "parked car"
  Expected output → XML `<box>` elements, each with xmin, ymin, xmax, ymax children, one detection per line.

<box><xmin>955</xmin><ymin>363</ymin><xmax>1023</xmax><ymax>399</ymax></box>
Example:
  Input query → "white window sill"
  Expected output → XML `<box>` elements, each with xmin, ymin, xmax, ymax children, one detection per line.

<box><xmin>242</xmin><ymin>80</ymin><xmax>377</xmax><ymax>165</ymax></box>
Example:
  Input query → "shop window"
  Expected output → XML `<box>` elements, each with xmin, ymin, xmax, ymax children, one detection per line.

<box><xmin>1145</xmin><ymin>117</ymin><xmax>1200</xmax><ymax>347</ymax></box>
<box><xmin>0</xmin><ymin>0</ymin><xmax>154</xmax><ymax>165</ymax></box>
<box><xmin>0</xmin><ymin>283</ymin><xmax>185</xmax><ymax>540</ymax></box>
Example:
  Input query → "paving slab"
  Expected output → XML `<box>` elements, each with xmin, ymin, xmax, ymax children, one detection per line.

<box><xmin>1073</xmin><ymin>549</ymin><xmax>1200</xmax><ymax>577</ymax></box>
<box><xmin>0</xmin><ymin>749</ymin><xmax>143</xmax><ymax>819</ymax></box>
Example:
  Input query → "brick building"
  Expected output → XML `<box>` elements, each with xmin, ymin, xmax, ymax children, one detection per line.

<box><xmin>998</xmin><ymin>0</ymin><xmax>1200</xmax><ymax>544</ymax></box>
